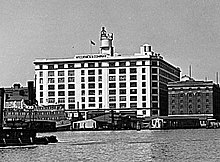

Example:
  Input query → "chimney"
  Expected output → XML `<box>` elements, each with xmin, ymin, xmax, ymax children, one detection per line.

<box><xmin>28</xmin><ymin>81</ymin><xmax>35</xmax><ymax>106</ymax></box>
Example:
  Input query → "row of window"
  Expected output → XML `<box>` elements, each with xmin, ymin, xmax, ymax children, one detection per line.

<box><xmin>172</xmin><ymin>93</ymin><xmax>210</xmax><ymax>97</ymax></box>
<box><xmin>39</xmin><ymin>61</ymin><xmax>147</xmax><ymax>70</ymax></box>
<box><xmin>171</xmin><ymin>104</ymin><xmax>210</xmax><ymax>109</ymax></box>
<box><xmin>40</xmin><ymin>70</ymin><xmax>75</xmax><ymax>77</ymax></box>
<box><xmin>40</xmin><ymin>84</ymin><xmax>75</xmax><ymax>90</ymax></box>
<box><xmin>171</xmin><ymin>99</ymin><xmax>210</xmax><ymax>104</ymax></box>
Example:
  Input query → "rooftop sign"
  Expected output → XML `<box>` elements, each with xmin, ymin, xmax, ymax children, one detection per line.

<box><xmin>74</xmin><ymin>54</ymin><xmax>108</xmax><ymax>59</ymax></box>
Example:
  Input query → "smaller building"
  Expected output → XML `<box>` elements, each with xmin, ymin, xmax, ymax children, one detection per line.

<box><xmin>72</xmin><ymin>119</ymin><xmax>97</xmax><ymax>130</ymax></box>
<box><xmin>168</xmin><ymin>76</ymin><xmax>220</xmax><ymax>122</ymax></box>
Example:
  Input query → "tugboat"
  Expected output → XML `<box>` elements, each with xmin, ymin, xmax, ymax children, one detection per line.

<box><xmin>0</xmin><ymin>88</ymin><xmax>58</xmax><ymax>148</ymax></box>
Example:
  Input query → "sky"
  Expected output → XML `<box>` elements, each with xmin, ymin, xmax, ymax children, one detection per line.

<box><xmin>0</xmin><ymin>0</ymin><xmax>220</xmax><ymax>86</ymax></box>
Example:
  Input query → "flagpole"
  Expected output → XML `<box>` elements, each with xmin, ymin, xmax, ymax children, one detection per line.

<box><xmin>90</xmin><ymin>41</ymin><xmax>92</xmax><ymax>54</ymax></box>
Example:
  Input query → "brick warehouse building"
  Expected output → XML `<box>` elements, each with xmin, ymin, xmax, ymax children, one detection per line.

<box><xmin>168</xmin><ymin>75</ymin><xmax>220</xmax><ymax>120</ymax></box>
<box><xmin>33</xmin><ymin>27</ymin><xmax>180</xmax><ymax>118</ymax></box>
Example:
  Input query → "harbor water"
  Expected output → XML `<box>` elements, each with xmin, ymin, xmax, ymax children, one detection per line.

<box><xmin>1</xmin><ymin>129</ymin><xmax>220</xmax><ymax>162</ymax></box>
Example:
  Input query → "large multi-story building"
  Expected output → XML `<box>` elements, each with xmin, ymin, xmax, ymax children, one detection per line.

<box><xmin>33</xmin><ymin>27</ymin><xmax>180</xmax><ymax>118</ymax></box>
<box><xmin>168</xmin><ymin>75</ymin><xmax>220</xmax><ymax>120</ymax></box>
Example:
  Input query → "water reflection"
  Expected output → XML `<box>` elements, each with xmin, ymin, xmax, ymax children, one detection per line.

<box><xmin>1</xmin><ymin>129</ymin><xmax>220</xmax><ymax>161</ymax></box>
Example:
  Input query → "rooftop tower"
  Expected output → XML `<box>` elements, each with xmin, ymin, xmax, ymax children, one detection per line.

<box><xmin>100</xmin><ymin>27</ymin><xmax>114</xmax><ymax>56</ymax></box>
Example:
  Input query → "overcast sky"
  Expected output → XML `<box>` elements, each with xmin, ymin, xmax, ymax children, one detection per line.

<box><xmin>0</xmin><ymin>0</ymin><xmax>220</xmax><ymax>86</ymax></box>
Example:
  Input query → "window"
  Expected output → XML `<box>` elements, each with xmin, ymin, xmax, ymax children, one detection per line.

<box><xmin>68</xmin><ymin>97</ymin><xmax>75</xmax><ymax>103</ymax></box>
<box><xmin>142</xmin><ymin>89</ymin><xmax>146</xmax><ymax>94</ymax></box>
<box><xmin>81</xmin><ymin>97</ymin><xmax>85</xmax><ymax>102</ymax></box>
<box><xmin>81</xmin><ymin>70</ymin><xmax>85</xmax><ymax>75</ymax></box>
<box><xmin>130</xmin><ymin>75</ymin><xmax>137</xmax><ymax>80</ymax></box>
<box><xmin>88</xmin><ymin>70</ymin><xmax>95</xmax><ymax>75</ymax></box>
<box><xmin>119</xmin><ymin>89</ymin><xmax>126</xmax><ymax>94</ymax></box>
<box><xmin>152</xmin><ymin>75</ymin><xmax>157</xmax><ymax>80</ymax></box>
<box><xmin>98</xmin><ymin>76</ymin><xmax>102</xmax><ymax>81</ymax></box>
<box><xmin>152</xmin><ymin>89</ymin><xmax>158</xmax><ymax>94</ymax></box>
<box><xmin>58</xmin><ymin>91</ymin><xmax>65</xmax><ymax>96</ymax></box>
<box><xmin>130</xmin><ymin>96</ymin><xmax>137</xmax><ymax>101</ymax></box>
<box><xmin>58</xmin><ymin>71</ymin><xmax>64</xmax><ymax>76</ymax></box>
<box><xmin>88</xmin><ymin>83</ymin><xmax>95</xmax><ymax>89</ymax></box>
<box><xmin>142</xmin><ymin>61</ymin><xmax>145</xmax><ymax>66</ymax></box>
<box><xmin>89</xmin><ymin>97</ymin><xmax>95</xmax><ymax>102</ymax></box>
<box><xmin>109</xmin><ymin>96</ymin><xmax>116</xmax><ymax>102</ymax></box>
<box><xmin>109</xmin><ymin>103</ymin><xmax>116</xmax><ymax>108</ymax></box>
<box><xmin>58</xmin><ymin>78</ymin><xmax>65</xmax><ymax>83</ymax></box>
<box><xmin>109</xmin><ymin>69</ymin><xmax>116</xmax><ymax>74</ymax></box>
<box><xmin>120</xmin><ymin>96</ymin><xmax>126</xmax><ymax>101</ymax></box>
<box><xmin>48</xmin><ymin>98</ymin><xmax>55</xmax><ymax>103</ymax></box>
<box><xmin>119</xmin><ymin>83</ymin><xmax>126</xmax><ymax>88</ymax></box>
<box><xmin>81</xmin><ymin>77</ymin><xmax>85</xmax><ymax>82</ymax></box>
<box><xmin>81</xmin><ymin>90</ymin><xmax>85</xmax><ymax>95</ymax></box>
<box><xmin>68</xmin><ymin>64</ymin><xmax>74</xmax><ymax>69</ymax></box>
<box><xmin>142</xmin><ymin>68</ymin><xmax>145</xmax><ymax>73</ymax></box>
<box><xmin>68</xmin><ymin>91</ymin><xmax>75</xmax><ymax>96</ymax></box>
<box><xmin>81</xmin><ymin>63</ymin><xmax>84</xmax><ymax>68</ymax></box>
<box><xmin>58</xmin><ymin>84</ymin><xmax>65</xmax><ymax>89</ymax></box>
<box><xmin>98</xmin><ymin>69</ymin><xmax>102</xmax><ymax>75</ymax></box>
<box><xmin>58</xmin><ymin>98</ymin><xmax>65</xmax><ymax>103</ymax></box>
<box><xmin>40</xmin><ymin>85</ymin><xmax>43</xmax><ymax>90</ymax></box>
<box><xmin>68</xmin><ymin>70</ymin><xmax>74</xmax><ymax>76</ymax></box>
<box><xmin>152</xmin><ymin>82</ymin><xmax>158</xmax><ymax>87</ymax></box>
<box><xmin>48</xmin><ymin>65</ymin><xmax>54</xmax><ymax>70</ymax></box>
<box><xmin>81</xmin><ymin>84</ymin><xmax>85</xmax><ymax>89</ymax></box>
<box><xmin>99</xmin><ymin>83</ymin><xmax>102</xmax><ymax>88</ymax></box>
<box><xmin>130</xmin><ymin>68</ymin><xmax>137</xmax><ymax>73</ymax></box>
<box><xmin>40</xmin><ymin>98</ymin><xmax>43</xmax><ymax>103</ymax></box>
<box><xmin>142</xmin><ymin>75</ymin><xmax>146</xmax><ymax>80</ymax></box>
<box><xmin>39</xmin><ymin>71</ymin><xmax>43</xmax><ymax>77</ymax></box>
<box><xmin>206</xmin><ymin>93</ymin><xmax>209</xmax><ymax>96</ymax></box>
<box><xmin>152</xmin><ymin>68</ymin><xmax>157</xmax><ymax>74</ymax></box>
<box><xmin>109</xmin><ymin>76</ymin><xmax>116</xmax><ymax>81</ymax></box>
<box><xmin>48</xmin><ymin>91</ymin><xmax>55</xmax><ymax>96</ymax></box>
<box><xmin>98</xmin><ymin>62</ymin><xmax>102</xmax><ymax>67</ymax></box>
<box><xmin>99</xmin><ymin>90</ymin><xmax>102</xmax><ymax>95</ymax></box>
<box><xmin>119</xmin><ymin>75</ymin><xmax>126</xmax><ymax>81</ymax></box>
<box><xmin>206</xmin><ymin>99</ymin><xmax>209</xmax><ymax>103</ymax></box>
<box><xmin>120</xmin><ymin>103</ymin><xmax>126</xmax><ymax>108</ymax></box>
<box><xmin>88</xmin><ymin>63</ymin><xmax>95</xmax><ymax>68</ymax></box>
<box><xmin>40</xmin><ymin>92</ymin><xmax>43</xmax><ymax>97</ymax></box>
<box><xmin>48</xmin><ymin>85</ymin><xmax>55</xmax><ymax>90</ymax></box>
<box><xmin>48</xmin><ymin>71</ymin><xmax>54</xmax><ymax>76</ymax></box>
<box><xmin>130</xmin><ymin>103</ymin><xmax>137</xmax><ymax>108</ymax></box>
<box><xmin>119</xmin><ymin>69</ymin><xmax>126</xmax><ymax>74</ymax></box>
<box><xmin>130</xmin><ymin>61</ymin><xmax>136</xmax><ymax>66</ymax></box>
<box><xmin>152</xmin><ymin>96</ymin><xmax>158</xmax><ymax>101</ymax></box>
<box><xmin>119</xmin><ymin>61</ymin><xmax>126</xmax><ymax>66</ymax></box>
<box><xmin>58</xmin><ymin>64</ymin><xmax>64</xmax><ymax>69</ymax></box>
<box><xmin>88</xmin><ymin>77</ymin><xmax>95</xmax><ymax>82</ymax></box>
<box><xmin>68</xmin><ymin>84</ymin><xmax>75</xmax><ymax>89</ymax></box>
<box><xmin>89</xmin><ymin>90</ymin><xmax>95</xmax><ymax>95</ymax></box>
<box><xmin>109</xmin><ymin>83</ymin><xmax>116</xmax><ymax>88</ymax></box>
<box><xmin>109</xmin><ymin>90</ymin><xmax>116</xmax><ymax>95</ymax></box>
<box><xmin>152</xmin><ymin>61</ymin><xmax>157</xmax><ymax>66</ymax></box>
<box><xmin>142</xmin><ymin>96</ymin><xmax>146</xmax><ymax>101</ymax></box>
<box><xmin>130</xmin><ymin>89</ymin><xmax>137</xmax><ymax>94</ymax></box>
<box><xmin>68</xmin><ymin>77</ymin><xmax>75</xmax><ymax>82</ymax></box>
<box><xmin>130</xmin><ymin>82</ymin><xmax>137</xmax><ymax>87</ymax></box>
<box><xmin>68</xmin><ymin>104</ymin><xmax>75</xmax><ymax>109</ymax></box>
<box><xmin>99</xmin><ymin>97</ymin><xmax>102</xmax><ymax>102</ymax></box>
<box><xmin>109</xmin><ymin>62</ymin><xmax>115</xmax><ymax>67</ymax></box>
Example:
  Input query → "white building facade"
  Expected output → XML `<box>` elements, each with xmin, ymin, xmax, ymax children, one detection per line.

<box><xmin>33</xmin><ymin>27</ymin><xmax>180</xmax><ymax>118</ymax></box>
